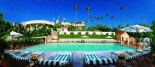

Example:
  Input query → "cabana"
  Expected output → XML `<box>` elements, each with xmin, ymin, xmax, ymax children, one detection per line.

<box><xmin>116</xmin><ymin>32</ymin><xmax>129</xmax><ymax>45</ymax></box>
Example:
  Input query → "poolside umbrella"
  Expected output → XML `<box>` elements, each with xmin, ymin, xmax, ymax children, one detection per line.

<box><xmin>106</xmin><ymin>36</ymin><xmax>112</xmax><ymax>38</ymax></box>
<box><xmin>10</xmin><ymin>31</ymin><xmax>23</xmax><ymax>37</ymax></box>
<box><xmin>120</xmin><ymin>24</ymin><xmax>152</xmax><ymax>51</ymax></box>
<box><xmin>81</xmin><ymin>36</ymin><xmax>88</xmax><ymax>38</ymax></box>
<box><xmin>120</xmin><ymin>25</ymin><xmax>152</xmax><ymax>32</ymax></box>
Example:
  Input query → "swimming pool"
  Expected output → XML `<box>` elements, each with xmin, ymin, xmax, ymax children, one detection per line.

<box><xmin>23</xmin><ymin>43</ymin><xmax>135</xmax><ymax>51</ymax></box>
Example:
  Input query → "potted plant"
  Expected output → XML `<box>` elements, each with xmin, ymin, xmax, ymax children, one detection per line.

<box><xmin>118</xmin><ymin>53</ymin><xmax>125</xmax><ymax>59</ymax></box>
<box><xmin>150</xmin><ymin>33</ymin><xmax>155</xmax><ymax>66</ymax></box>
<box><xmin>152</xmin><ymin>54</ymin><xmax>155</xmax><ymax>64</ymax></box>
<box><xmin>31</xmin><ymin>55</ymin><xmax>39</xmax><ymax>61</ymax></box>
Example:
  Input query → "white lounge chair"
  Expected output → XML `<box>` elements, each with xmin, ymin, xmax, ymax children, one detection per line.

<box><xmin>38</xmin><ymin>52</ymin><xmax>72</xmax><ymax>66</ymax></box>
<box><xmin>16</xmin><ymin>51</ymin><xmax>43</xmax><ymax>61</ymax></box>
<box><xmin>84</xmin><ymin>52</ymin><xmax>117</xmax><ymax>67</ymax></box>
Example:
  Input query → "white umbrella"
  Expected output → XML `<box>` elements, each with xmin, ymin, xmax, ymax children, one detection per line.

<box><xmin>10</xmin><ymin>31</ymin><xmax>23</xmax><ymax>37</ymax></box>
<box><xmin>81</xmin><ymin>36</ymin><xmax>88</xmax><ymax>38</ymax></box>
<box><xmin>120</xmin><ymin>24</ymin><xmax>152</xmax><ymax>50</ymax></box>
<box><xmin>120</xmin><ymin>25</ymin><xmax>152</xmax><ymax>32</ymax></box>
<box><xmin>106</xmin><ymin>36</ymin><xmax>112</xmax><ymax>38</ymax></box>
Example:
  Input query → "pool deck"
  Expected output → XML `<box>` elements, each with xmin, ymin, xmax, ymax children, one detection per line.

<box><xmin>8</xmin><ymin>42</ymin><xmax>150</xmax><ymax>67</ymax></box>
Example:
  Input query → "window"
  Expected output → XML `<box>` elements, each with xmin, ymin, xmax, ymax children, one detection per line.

<box><xmin>78</xmin><ymin>32</ymin><xmax>81</xmax><ymax>35</ymax></box>
<box><xmin>71</xmin><ymin>32</ymin><xmax>74</xmax><ymax>35</ymax></box>
<box><xmin>62</xmin><ymin>29</ymin><xmax>64</xmax><ymax>31</ymax></box>
<box><xmin>64</xmin><ymin>32</ymin><xmax>66</xmax><ymax>34</ymax></box>
<box><xmin>93</xmin><ymin>32</ymin><xmax>96</xmax><ymax>35</ymax></box>
<box><xmin>106</xmin><ymin>33</ymin><xmax>109</xmax><ymax>35</ymax></box>
<box><xmin>111</xmin><ymin>33</ymin><xmax>114</xmax><ymax>35</ymax></box>
<box><xmin>86</xmin><ymin>32</ymin><xmax>89</xmax><ymax>35</ymax></box>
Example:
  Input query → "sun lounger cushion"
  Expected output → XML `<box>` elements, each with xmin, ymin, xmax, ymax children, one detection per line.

<box><xmin>16</xmin><ymin>57</ymin><xmax>29</xmax><ymax>61</ymax></box>
<box><xmin>15</xmin><ymin>53</ymin><xmax>43</xmax><ymax>61</ymax></box>
<box><xmin>85</xmin><ymin>58</ymin><xmax>117</xmax><ymax>65</ymax></box>
<box><xmin>38</xmin><ymin>60</ymin><xmax>68</xmax><ymax>66</ymax></box>
<box><xmin>84</xmin><ymin>53</ymin><xmax>117</xmax><ymax>65</ymax></box>
<box><xmin>38</xmin><ymin>52</ymin><xmax>72</xmax><ymax>66</ymax></box>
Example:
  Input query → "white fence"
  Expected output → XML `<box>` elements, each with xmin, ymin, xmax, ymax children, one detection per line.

<box><xmin>59</xmin><ymin>31</ymin><xmax>115</xmax><ymax>35</ymax></box>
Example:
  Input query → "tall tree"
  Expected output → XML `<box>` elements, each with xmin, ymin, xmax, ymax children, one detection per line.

<box><xmin>0</xmin><ymin>12</ymin><xmax>2</xmax><ymax>21</ymax></box>
<box><xmin>73</xmin><ymin>5</ymin><xmax>79</xmax><ymax>21</ymax></box>
<box><xmin>140</xmin><ymin>23</ymin><xmax>147</xmax><ymax>26</ymax></box>
<box><xmin>120</xmin><ymin>6</ymin><xmax>124</xmax><ymax>27</ymax></box>
<box><xmin>94</xmin><ymin>16</ymin><xmax>103</xmax><ymax>24</ymax></box>
<box><xmin>96</xmin><ymin>24</ymin><xmax>102</xmax><ymax>31</ymax></box>
<box><xmin>68</xmin><ymin>25</ymin><xmax>75</xmax><ymax>31</ymax></box>
<box><xmin>126</xmin><ymin>24</ymin><xmax>130</xmax><ymax>27</ymax></box>
<box><xmin>105</xmin><ymin>13</ymin><xmax>109</xmax><ymax>26</ymax></box>
<box><xmin>86</xmin><ymin>7</ymin><xmax>91</xmax><ymax>27</ymax></box>
<box><xmin>110</xmin><ymin>16</ymin><xmax>114</xmax><ymax>28</ymax></box>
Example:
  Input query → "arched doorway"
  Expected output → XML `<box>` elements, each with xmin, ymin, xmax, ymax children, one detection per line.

<box><xmin>122</xmin><ymin>37</ymin><xmax>124</xmax><ymax>42</ymax></box>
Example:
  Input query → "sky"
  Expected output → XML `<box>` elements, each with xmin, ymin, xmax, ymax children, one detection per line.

<box><xmin>0</xmin><ymin>0</ymin><xmax>155</xmax><ymax>27</ymax></box>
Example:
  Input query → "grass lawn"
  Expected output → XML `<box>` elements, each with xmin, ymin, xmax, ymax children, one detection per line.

<box><xmin>58</xmin><ymin>34</ymin><xmax>115</xmax><ymax>39</ymax></box>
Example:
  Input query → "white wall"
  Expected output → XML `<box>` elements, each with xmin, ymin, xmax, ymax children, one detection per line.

<box><xmin>101</xmin><ymin>32</ymin><xmax>115</xmax><ymax>35</ymax></box>
<box><xmin>66</xmin><ymin>32</ymin><xmax>70</xmax><ymax>35</ymax></box>
<box><xmin>88</xmin><ymin>32</ymin><xmax>93</xmax><ymax>35</ymax></box>
<box><xmin>59</xmin><ymin>31</ymin><xmax>115</xmax><ymax>35</ymax></box>
<box><xmin>81</xmin><ymin>32</ymin><xmax>86</xmax><ymax>35</ymax></box>
<box><xmin>95</xmin><ymin>32</ymin><xmax>101</xmax><ymax>35</ymax></box>
<box><xmin>74</xmin><ymin>32</ymin><xmax>78</xmax><ymax>35</ymax></box>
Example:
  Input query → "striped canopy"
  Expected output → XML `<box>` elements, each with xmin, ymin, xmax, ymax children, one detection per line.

<box><xmin>38</xmin><ymin>60</ymin><xmax>68</xmax><ymax>66</ymax></box>
<box><xmin>84</xmin><ymin>53</ymin><xmax>117</xmax><ymax>65</ymax></box>
<box><xmin>120</xmin><ymin>25</ymin><xmax>152</xmax><ymax>32</ymax></box>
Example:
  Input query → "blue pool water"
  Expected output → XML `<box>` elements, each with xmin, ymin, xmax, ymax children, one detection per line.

<box><xmin>23</xmin><ymin>43</ymin><xmax>135</xmax><ymax>51</ymax></box>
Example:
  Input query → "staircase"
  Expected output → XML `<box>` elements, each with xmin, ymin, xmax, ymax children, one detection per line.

<box><xmin>51</xmin><ymin>32</ymin><xmax>57</xmax><ymax>36</ymax></box>
<box><xmin>46</xmin><ymin>32</ymin><xmax>58</xmax><ymax>43</ymax></box>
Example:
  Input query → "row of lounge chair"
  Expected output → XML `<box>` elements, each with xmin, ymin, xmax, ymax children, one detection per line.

<box><xmin>83</xmin><ymin>52</ymin><xmax>117</xmax><ymax>67</ymax></box>
<box><xmin>5</xmin><ymin>50</ymin><xmax>117</xmax><ymax>67</ymax></box>
<box><xmin>5</xmin><ymin>50</ymin><xmax>43</xmax><ymax>61</ymax></box>
<box><xmin>58</xmin><ymin>40</ymin><xmax>117</xmax><ymax>43</ymax></box>
<box><xmin>38</xmin><ymin>52</ymin><xmax>72</xmax><ymax>66</ymax></box>
<box><xmin>5</xmin><ymin>47</ymin><xmax>150</xmax><ymax>67</ymax></box>
<box><xmin>111</xmin><ymin>47</ymin><xmax>151</xmax><ymax>67</ymax></box>
<box><xmin>38</xmin><ymin>52</ymin><xmax>118</xmax><ymax>67</ymax></box>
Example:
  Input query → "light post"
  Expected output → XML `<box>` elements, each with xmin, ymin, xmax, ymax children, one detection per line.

<box><xmin>16</xmin><ymin>24</ymin><xmax>19</xmax><ymax>33</ymax></box>
<box><xmin>12</xmin><ymin>23</ymin><xmax>15</xmax><ymax>31</ymax></box>
<box><xmin>11</xmin><ymin>35</ymin><xmax>14</xmax><ymax>50</ymax></box>
<box><xmin>43</xmin><ymin>52</ymin><xmax>44</xmax><ymax>60</ymax></box>
<box><xmin>135</xmin><ymin>27</ymin><xmax>140</xmax><ymax>51</ymax></box>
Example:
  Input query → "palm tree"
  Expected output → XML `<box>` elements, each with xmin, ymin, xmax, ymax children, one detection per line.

<box><xmin>0</xmin><ymin>12</ymin><xmax>2</xmax><ymax>21</ymax></box>
<box><xmin>126</xmin><ymin>24</ymin><xmax>130</xmax><ymax>27</ymax></box>
<box><xmin>68</xmin><ymin>25</ymin><xmax>76</xmax><ymax>31</ymax></box>
<box><xmin>140</xmin><ymin>23</ymin><xmax>147</xmax><ymax>26</ymax></box>
<box><xmin>96</xmin><ymin>24</ymin><xmax>102</xmax><ymax>31</ymax></box>
<box><xmin>105</xmin><ymin>13</ymin><xmax>109</xmax><ymax>26</ymax></box>
<box><xmin>120</xmin><ymin>6</ymin><xmax>124</xmax><ymax>26</ymax></box>
<box><xmin>110</xmin><ymin>16</ymin><xmax>114</xmax><ymax>28</ymax></box>
<box><xmin>73</xmin><ymin>5</ymin><xmax>78</xmax><ymax>21</ymax></box>
<box><xmin>117</xmin><ymin>24</ymin><xmax>122</xmax><ymax>29</ymax></box>
<box><xmin>94</xmin><ymin>16</ymin><xmax>103</xmax><ymax>24</ymax></box>
<box><xmin>86</xmin><ymin>7</ymin><xmax>91</xmax><ymax>27</ymax></box>
<box><xmin>53</xmin><ymin>24</ymin><xmax>61</xmax><ymax>31</ymax></box>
